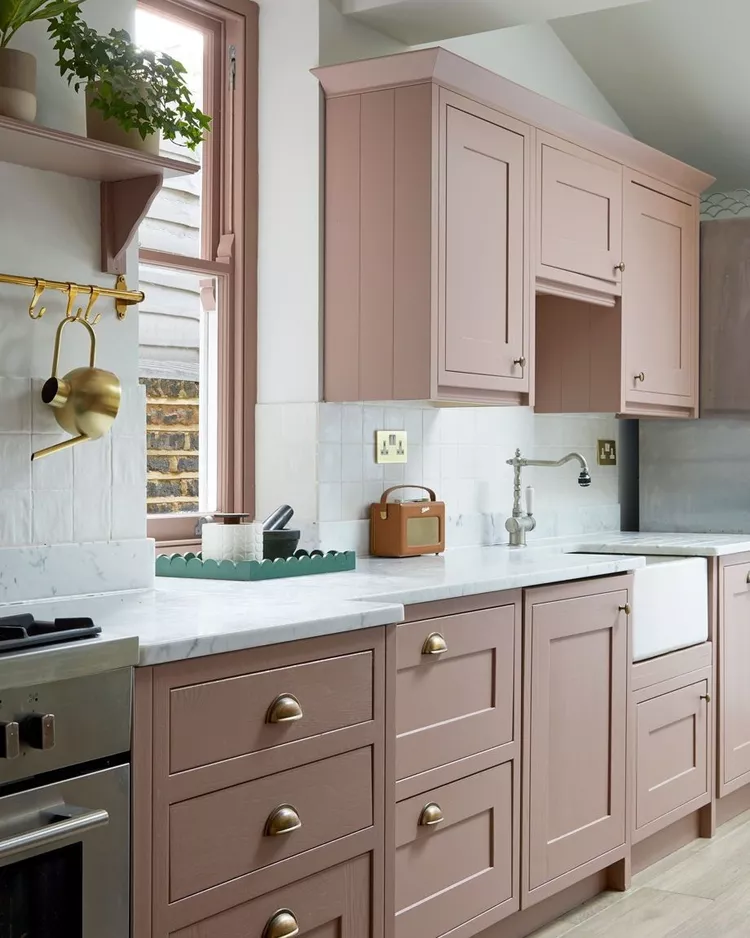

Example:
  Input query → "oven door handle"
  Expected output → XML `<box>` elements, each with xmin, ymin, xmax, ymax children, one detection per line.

<box><xmin>0</xmin><ymin>805</ymin><xmax>110</xmax><ymax>862</ymax></box>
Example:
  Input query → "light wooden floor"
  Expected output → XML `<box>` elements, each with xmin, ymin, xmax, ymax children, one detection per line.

<box><xmin>529</xmin><ymin>810</ymin><xmax>750</xmax><ymax>938</ymax></box>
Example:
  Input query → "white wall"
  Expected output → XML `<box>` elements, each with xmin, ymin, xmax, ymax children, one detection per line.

<box><xmin>0</xmin><ymin>2</ymin><xmax>151</xmax><ymax>600</ymax></box>
<box><xmin>430</xmin><ymin>23</ymin><xmax>630</xmax><ymax>133</ymax></box>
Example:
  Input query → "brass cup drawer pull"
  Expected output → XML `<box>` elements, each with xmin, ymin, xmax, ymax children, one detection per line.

<box><xmin>619</xmin><ymin>603</ymin><xmax>631</xmax><ymax>615</ymax></box>
<box><xmin>421</xmin><ymin>632</ymin><xmax>448</xmax><ymax>656</ymax></box>
<box><xmin>701</xmin><ymin>694</ymin><xmax>711</xmax><ymax>703</ymax></box>
<box><xmin>264</xmin><ymin>804</ymin><xmax>303</xmax><ymax>837</ymax></box>
<box><xmin>419</xmin><ymin>803</ymin><xmax>444</xmax><ymax>827</ymax></box>
<box><xmin>266</xmin><ymin>693</ymin><xmax>303</xmax><ymax>724</ymax></box>
<box><xmin>263</xmin><ymin>910</ymin><xmax>300</xmax><ymax>938</ymax></box>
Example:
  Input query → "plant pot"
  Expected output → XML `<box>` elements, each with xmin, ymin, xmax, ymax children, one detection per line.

<box><xmin>85</xmin><ymin>87</ymin><xmax>160</xmax><ymax>154</ymax></box>
<box><xmin>0</xmin><ymin>48</ymin><xmax>37</xmax><ymax>122</ymax></box>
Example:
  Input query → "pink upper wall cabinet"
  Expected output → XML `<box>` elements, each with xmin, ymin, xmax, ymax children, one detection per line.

<box><xmin>314</xmin><ymin>47</ymin><xmax>713</xmax><ymax>411</ymax></box>
<box><xmin>320</xmin><ymin>79</ymin><xmax>531</xmax><ymax>406</ymax></box>
<box><xmin>621</xmin><ymin>172</ymin><xmax>698</xmax><ymax>415</ymax></box>
<box><xmin>537</xmin><ymin>133</ymin><xmax>623</xmax><ymax>305</ymax></box>
<box><xmin>439</xmin><ymin>92</ymin><xmax>531</xmax><ymax>398</ymax></box>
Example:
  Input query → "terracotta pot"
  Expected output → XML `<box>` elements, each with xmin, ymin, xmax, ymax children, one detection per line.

<box><xmin>85</xmin><ymin>87</ymin><xmax>160</xmax><ymax>155</ymax></box>
<box><xmin>0</xmin><ymin>48</ymin><xmax>37</xmax><ymax>122</ymax></box>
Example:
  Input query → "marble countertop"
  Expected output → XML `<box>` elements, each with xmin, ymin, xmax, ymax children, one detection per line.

<box><xmin>0</xmin><ymin>545</ymin><xmax>645</xmax><ymax>665</ymax></box>
<box><xmin>569</xmin><ymin>532</ymin><xmax>750</xmax><ymax>557</ymax></box>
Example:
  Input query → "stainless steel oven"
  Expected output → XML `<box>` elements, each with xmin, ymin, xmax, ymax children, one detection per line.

<box><xmin>0</xmin><ymin>662</ymin><xmax>132</xmax><ymax>938</ymax></box>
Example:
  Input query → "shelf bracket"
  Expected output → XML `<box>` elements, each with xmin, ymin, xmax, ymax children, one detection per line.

<box><xmin>101</xmin><ymin>175</ymin><xmax>162</xmax><ymax>275</ymax></box>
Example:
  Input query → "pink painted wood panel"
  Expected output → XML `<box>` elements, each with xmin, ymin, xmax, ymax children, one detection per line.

<box><xmin>622</xmin><ymin>172</ymin><xmax>697</xmax><ymax>407</ymax></box>
<box><xmin>394</xmin><ymin>603</ymin><xmax>518</xmax><ymax>781</ymax></box>
<box><xmin>360</xmin><ymin>90</ymin><xmax>396</xmax><ymax>400</ymax></box>
<box><xmin>439</xmin><ymin>91</ymin><xmax>528</xmax><ymax>392</ymax></box>
<box><xmin>524</xmin><ymin>581</ymin><xmax>628</xmax><ymax>898</ymax></box>
<box><xmin>393</xmin><ymin>82</ymin><xmax>433</xmax><ymax>401</ymax></box>
<box><xmin>169</xmin><ymin>747</ymin><xmax>373</xmax><ymax>902</ymax></box>
<box><xmin>168</xmin><ymin>651</ymin><xmax>373</xmax><ymax>774</ymax></box>
<box><xmin>635</xmin><ymin>679</ymin><xmax>709</xmax><ymax>832</ymax></box>
<box><xmin>394</xmin><ymin>763</ymin><xmax>515</xmax><ymax>938</ymax></box>
<box><xmin>631</xmin><ymin>642</ymin><xmax>712</xmax><ymax>692</ymax></box>
<box><xmin>170</xmin><ymin>854</ymin><xmax>371</xmax><ymax>938</ymax></box>
<box><xmin>720</xmin><ymin>562</ymin><xmax>750</xmax><ymax>792</ymax></box>
<box><xmin>538</xmin><ymin>133</ymin><xmax>622</xmax><ymax>289</ymax></box>
<box><xmin>324</xmin><ymin>94</ymin><xmax>361</xmax><ymax>402</ymax></box>
<box><xmin>534</xmin><ymin>295</ymin><xmax>622</xmax><ymax>414</ymax></box>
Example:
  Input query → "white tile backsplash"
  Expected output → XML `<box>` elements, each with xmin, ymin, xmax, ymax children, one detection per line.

<box><xmin>315</xmin><ymin>403</ymin><xmax>621</xmax><ymax>550</ymax></box>
<box><xmin>0</xmin><ymin>378</ymin><xmax>32</xmax><ymax>432</ymax></box>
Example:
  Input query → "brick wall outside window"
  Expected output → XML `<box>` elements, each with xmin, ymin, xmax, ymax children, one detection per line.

<box><xmin>143</xmin><ymin>378</ymin><xmax>200</xmax><ymax>514</ymax></box>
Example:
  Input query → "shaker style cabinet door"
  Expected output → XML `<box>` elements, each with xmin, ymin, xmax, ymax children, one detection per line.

<box><xmin>439</xmin><ymin>90</ymin><xmax>530</xmax><ymax>395</ymax></box>
<box><xmin>538</xmin><ymin>133</ymin><xmax>623</xmax><ymax>291</ymax></box>
<box><xmin>720</xmin><ymin>562</ymin><xmax>750</xmax><ymax>794</ymax></box>
<box><xmin>622</xmin><ymin>172</ymin><xmax>697</xmax><ymax>410</ymax></box>
<box><xmin>523</xmin><ymin>582</ymin><xmax>629</xmax><ymax>904</ymax></box>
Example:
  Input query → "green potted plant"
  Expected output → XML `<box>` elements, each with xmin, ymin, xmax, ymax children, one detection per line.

<box><xmin>48</xmin><ymin>8</ymin><xmax>210</xmax><ymax>154</ymax></box>
<box><xmin>0</xmin><ymin>0</ymin><xmax>82</xmax><ymax>121</ymax></box>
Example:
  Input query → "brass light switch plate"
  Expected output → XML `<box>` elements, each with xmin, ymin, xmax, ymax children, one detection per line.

<box><xmin>376</xmin><ymin>430</ymin><xmax>408</xmax><ymax>464</ymax></box>
<box><xmin>597</xmin><ymin>439</ymin><xmax>617</xmax><ymax>466</ymax></box>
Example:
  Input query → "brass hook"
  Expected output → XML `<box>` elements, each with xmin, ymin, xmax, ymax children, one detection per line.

<box><xmin>64</xmin><ymin>282</ymin><xmax>79</xmax><ymax>321</ymax></box>
<box><xmin>50</xmin><ymin>315</ymin><xmax>97</xmax><ymax>379</ymax></box>
<box><xmin>80</xmin><ymin>287</ymin><xmax>101</xmax><ymax>326</ymax></box>
<box><xmin>28</xmin><ymin>279</ymin><xmax>47</xmax><ymax>320</ymax></box>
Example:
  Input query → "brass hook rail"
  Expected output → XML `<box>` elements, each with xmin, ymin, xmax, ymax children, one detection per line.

<box><xmin>0</xmin><ymin>272</ymin><xmax>144</xmax><ymax>320</ymax></box>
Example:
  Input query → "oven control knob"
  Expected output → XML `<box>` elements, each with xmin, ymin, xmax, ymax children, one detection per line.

<box><xmin>22</xmin><ymin>713</ymin><xmax>56</xmax><ymax>750</ymax></box>
<box><xmin>0</xmin><ymin>722</ymin><xmax>20</xmax><ymax>759</ymax></box>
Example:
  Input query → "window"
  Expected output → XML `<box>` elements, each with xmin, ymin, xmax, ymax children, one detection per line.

<box><xmin>135</xmin><ymin>0</ymin><xmax>257</xmax><ymax>546</ymax></box>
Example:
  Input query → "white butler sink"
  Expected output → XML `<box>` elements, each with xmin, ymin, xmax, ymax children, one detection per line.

<box><xmin>630</xmin><ymin>557</ymin><xmax>708</xmax><ymax>662</ymax></box>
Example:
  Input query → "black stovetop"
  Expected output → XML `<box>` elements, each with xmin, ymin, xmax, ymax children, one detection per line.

<box><xmin>0</xmin><ymin>613</ymin><xmax>101</xmax><ymax>654</ymax></box>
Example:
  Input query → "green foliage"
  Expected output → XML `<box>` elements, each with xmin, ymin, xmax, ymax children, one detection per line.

<box><xmin>48</xmin><ymin>8</ymin><xmax>211</xmax><ymax>149</ymax></box>
<box><xmin>0</xmin><ymin>0</ymin><xmax>82</xmax><ymax>50</ymax></box>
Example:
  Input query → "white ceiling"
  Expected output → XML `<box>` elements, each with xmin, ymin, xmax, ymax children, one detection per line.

<box><xmin>339</xmin><ymin>0</ymin><xmax>652</xmax><ymax>44</ymax></box>
<box><xmin>553</xmin><ymin>0</ymin><xmax>749</xmax><ymax>190</ymax></box>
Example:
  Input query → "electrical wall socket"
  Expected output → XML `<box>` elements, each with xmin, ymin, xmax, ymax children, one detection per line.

<box><xmin>597</xmin><ymin>439</ymin><xmax>617</xmax><ymax>466</ymax></box>
<box><xmin>376</xmin><ymin>430</ymin><xmax>408</xmax><ymax>464</ymax></box>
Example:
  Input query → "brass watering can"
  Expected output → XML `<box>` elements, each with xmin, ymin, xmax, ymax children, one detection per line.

<box><xmin>31</xmin><ymin>311</ymin><xmax>121</xmax><ymax>461</ymax></box>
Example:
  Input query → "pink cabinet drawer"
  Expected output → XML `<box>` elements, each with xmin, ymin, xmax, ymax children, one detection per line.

<box><xmin>635</xmin><ymin>675</ymin><xmax>710</xmax><ymax>836</ymax></box>
<box><xmin>395</xmin><ymin>604</ymin><xmax>518</xmax><ymax>780</ymax></box>
<box><xmin>395</xmin><ymin>763</ymin><xmax>515</xmax><ymax>938</ymax></box>
<box><xmin>168</xmin><ymin>651</ymin><xmax>373</xmax><ymax>773</ymax></box>
<box><xmin>169</xmin><ymin>747</ymin><xmax>373</xmax><ymax>901</ymax></box>
<box><xmin>170</xmin><ymin>854</ymin><xmax>371</xmax><ymax>938</ymax></box>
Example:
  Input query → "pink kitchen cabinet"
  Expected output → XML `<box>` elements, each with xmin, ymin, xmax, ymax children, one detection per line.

<box><xmin>522</xmin><ymin>577</ymin><xmax>631</xmax><ymax>906</ymax></box>
<box><xmin>621</xmin><ymin>172</ymin><xmax>699</xmax><ymax>412</ymax></box>
<box><xmin>537</xmin><ymin>132</ymin><xmax>623</xmax><ymax>304</ymax></box>
<box><xmin>317</xmin><ymin>61</ymin><xmax>532</xmax><ymax>406</ymax></box>
<box><xmin>719</xmin><ymin>559</ymin><xmax>750</xmax><ymax>795</ymax></box>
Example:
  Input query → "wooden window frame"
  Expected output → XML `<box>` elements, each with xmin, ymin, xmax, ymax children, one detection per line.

<box><xmin>138</xmin><ymin>0</ymin><xmax>257</xmax><ymax>547</ymax></box>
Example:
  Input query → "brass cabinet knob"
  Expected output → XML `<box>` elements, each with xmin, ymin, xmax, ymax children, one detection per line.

<box><xmin>701</xmin><ymin>694</ymin><xmax>711</xmax><ymax>703</ymax></box>
<box><xmin>619</xmin><ymin>603</ymin><xmax>631</xmax><ymax>615</ymax></box>
<box><xmin>418</xmin><ymin>803</ymin><xmax>444</xmax><ymax>827</ymax></box>
<box><xmin>513</xmin><ymin>356</ymin><xmax>527</xmax><ymax>368</ymax></box>
<box><xmin>264</xmin><ymin>804</ymin><xmax>303</xmax><ymax>837</ymax></box>
<box><xmin>615</xmin><ymin>262</ymin><xmax>626</xmax><ymax>273</ymax></box>
<box><xmin>263</xmin><ymin>910</ymin><xmax>300</xmax><ymax>938</ymax></box>
<box><xmin>421</xmin><ymin>632</ymin><xmax>448</xmax><ymax>656</ymax></box>
<box><xmin>266</xmin><ymin>693</ymin><xmax>303</xmax><ymax>724</ymax></box>
<box><xmin>635</xmin><ymin>372</ymin><xmax>645</xmax><ymax>383</ymax></box>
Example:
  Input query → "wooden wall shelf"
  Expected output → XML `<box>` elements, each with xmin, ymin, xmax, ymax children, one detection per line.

<box><xmin>0</xmin><ymin>115</ymin><xmax>199</xmax><ymax>275</ymax></box>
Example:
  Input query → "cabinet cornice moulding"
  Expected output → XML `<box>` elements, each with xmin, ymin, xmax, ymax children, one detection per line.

<box><xmin>313</xmin><ymin>47</ymin><xmax>714</xmax><ymax>196</ymax></box>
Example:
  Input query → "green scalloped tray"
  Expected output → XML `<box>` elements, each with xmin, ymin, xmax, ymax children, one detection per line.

<box><xmin>155</xmin><ymin>550</ymin><xmax>356</xmax><ymax>582</ymax></box>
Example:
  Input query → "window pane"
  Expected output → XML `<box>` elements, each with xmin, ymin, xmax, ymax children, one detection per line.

<box><xmin>139</xmin><ymin>265</ymin><xmax>219</xmax><ymax>516</ymax></box>
<box><xmin>135</xmin><ymin>8</ymin><xmax>205</xmax><ymax>258</ymax></box>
